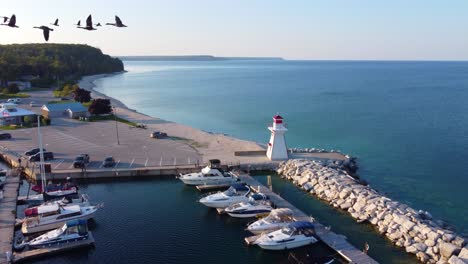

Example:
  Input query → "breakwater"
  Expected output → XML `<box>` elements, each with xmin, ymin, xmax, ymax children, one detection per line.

<box><xmin>277</xmin><ymin>159</ymin><xmax>467</xmax><ymax>264</ymax></box>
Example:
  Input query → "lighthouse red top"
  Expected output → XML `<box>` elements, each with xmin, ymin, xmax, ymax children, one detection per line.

<box><xmin>273</xmin><ymin>114</ymin><xmax>283</xmax><ymax>124</ymax></box>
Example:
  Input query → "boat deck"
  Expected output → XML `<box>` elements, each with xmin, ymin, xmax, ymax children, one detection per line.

<box><xmin>0</xmin><ymin>174</ymin><xmax>21</xmax><ymax>264</ymax></box>
<box><xmin>236</xmin><ymin>173</ymin><xmax>379</xmax><ymax>264</ymax></box>
<box><xmin>12</xmin><ymin>232</ymin><xmax>95</xmax><ymax>263</ymax></box>
<box><xmin>196</xmin><ymin>183</ymin><xmax>234</xmax><ymax>192</ymax></box>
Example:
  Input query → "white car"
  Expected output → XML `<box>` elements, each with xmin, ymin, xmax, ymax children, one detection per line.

<box><xmin>7</xmin><ymin>98</ymin><xmax>21</xmax><ymax>104</ymax></box>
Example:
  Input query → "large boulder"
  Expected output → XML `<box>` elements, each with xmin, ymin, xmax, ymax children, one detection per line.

<box><xmin>414</xmin><ymin>242</ymin><xmax>428</xmax><ymax>252</ymax></box>
<box><xmin>448</xmin><ymin>256</ymin><xmax>467</xmax><ymax>264</ymax></box>
<box><xmin>458</xmin><ymin>247</ymin><xmax>468</xmax><ymax>262</ymax></box>
<box><xmin>440</xmin><ymin>242</ymin><xmax>461</xmax><ymax>259</ymax></box>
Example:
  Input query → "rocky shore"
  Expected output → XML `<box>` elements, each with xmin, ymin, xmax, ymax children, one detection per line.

<box><xmin>278</xmin><ymin>159</ymin><xmax>467</xmax><ymax>264</ymax></box>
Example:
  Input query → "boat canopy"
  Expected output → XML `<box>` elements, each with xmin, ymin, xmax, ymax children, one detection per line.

<box><xmin>66</xmin><ymin>219</ymin><xmax>87</xmax><ymax>227</ymax></box>
<box><xmin>231</xmin><ymin>183</ymin><xmax>249</xmax><ymax>192</ymax></box>
<box><xmin>288</xmin><ymin>221</ymin><xmax>315</xmax><ymax>230</ymax></box>
<box><xmin>270</xmin><ymin>208</ymin><xmax>293</xmax><ymax>217</ymax></box>
<box><xmin>201</xmin><ymin>167</ymin><xmax>220</xmax><ymax>175</ymax></box>
<box><xmin>250</xmin><ymin>193</ymin><xmax>268</xmax><ymax>201</ymax></box>
<box><xmin>24</xmin><ymin>204</ymin><xmax>60</xmax><ymax>216</ymax></box>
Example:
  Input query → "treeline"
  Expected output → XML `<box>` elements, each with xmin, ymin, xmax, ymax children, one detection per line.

<box><xmin>0</xmin><ymin>44</ymin><xmax>124</xmax><ymax>87</ymax></box>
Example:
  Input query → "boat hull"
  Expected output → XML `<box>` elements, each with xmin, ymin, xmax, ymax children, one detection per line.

<box><xmin>180</xmin><ymin>177</ymin><xmax>236</xmax><ymax>186</ymax></box>
<box><xmin>227</xmin><ymin>210</ymin><xmax>272</xmax><ymax>218</ymax></box>
<box><xmin>247</xmin><ymin>223</ymin><xmax>289</xmax><ymax>234</ymax></box>
<box><xmin>256</xmin><ymin>237</ymin><xmax>317</xmax><ymax>250</ymax></box>
<box><xmin>21</xmin><ymin>211</ymin><xmax>96</xmax><ymax>234</ymax></box>
<box><xmin>29</xmin><ymin>234</ymin><xmax>89</xmax><ymax>249</ymax></box>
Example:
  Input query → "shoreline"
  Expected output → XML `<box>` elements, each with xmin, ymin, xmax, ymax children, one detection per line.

<box><xmin>78</xmin><ymin>72</ymin><xmax>269</xmax><ymax>164</ymax></box>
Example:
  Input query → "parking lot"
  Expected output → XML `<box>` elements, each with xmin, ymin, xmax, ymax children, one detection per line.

<box><xmin>1</xmin><ymin>117</ymin><xmax>202</xmax><ymax>172</ymax></box>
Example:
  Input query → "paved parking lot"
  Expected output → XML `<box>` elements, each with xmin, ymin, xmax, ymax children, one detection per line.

<box><xmin>1</xmin><ymin>117</ymin><xmax>201</xmax><ymax>172</ymax></box>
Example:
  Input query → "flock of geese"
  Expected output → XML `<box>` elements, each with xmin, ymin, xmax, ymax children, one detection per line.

<box><xmin>0</xmin><ymin>14</ymin><xmax>127</xmax><ymax>41</ymax></box>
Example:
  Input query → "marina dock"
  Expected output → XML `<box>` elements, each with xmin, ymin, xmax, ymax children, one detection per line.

<box><xmin>0</xmin><ymin>174</ymin><xmax>21</xmax><ymax>264</ymax></box>
<box><xmin>236</xmin><ymin>173</ymin><xmax>379</xmax><ymax>264</ymax></box>
<box><xmin>12</xmin><ymin>232</ymin><xmax>95</xmax><ymax>263</ymax></box>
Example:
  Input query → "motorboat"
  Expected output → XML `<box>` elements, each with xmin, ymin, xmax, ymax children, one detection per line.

<box><xmin>16</xmin><ymin>220</ymin><xmax>90</xmax><ymax>249</ymax></box>
<box><xmin>21</xmin><ymin>203</ymin><xmax>98</xmax><ymax>234</ymax></box>
<box><xmin>43</xmin><ymin>194</ymin><xmax>92</xmax><ymax>207</ymax></box>
<box><xmin>252</xmin><ymin>221</ymin><xmax>318</xmax><ymax>250</ymax></box>
<box><xmin>179</xmin><ymin>159</ymin><xmax>238</xmax><ymax>186</ymax></box>
<box><xmin>225</xmin><ymin>199</ymin><xmax>273</xmax><ymax>218</ymax></box>
<box><xmin>199</xmin><ymin>183</ymin><xmax>251</xmax><ymax>208</ymax></box>
<box><xmin>32</xmin><ymin>181</ymin><xmax>79</xmax><ymax>200</ymax></box>
<box><xmin>247</xmin><ymin>208</ymin><xmax>294</xmax><ymax>234</ymax></box>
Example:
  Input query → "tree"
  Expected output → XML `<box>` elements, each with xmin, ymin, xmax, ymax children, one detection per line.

<box><xmin>88</xmin><ymin>99</ymin><xmax>112</xmax><ymax>115</ymax></box>
<box><xmin>73</xmin><ymin>87</ymin><xmax>91</xmax><ymax>103</ymax></box>
<box><xmin>3</xmin><ymin>83</ymin><xmax>20</xmax><ymax>94</ymax></box>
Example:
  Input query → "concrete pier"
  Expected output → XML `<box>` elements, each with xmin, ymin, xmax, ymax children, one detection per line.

<box><xmin>237</xmin><ymin>173</ymin><xmax>379</xmax><ymax>264</ymax></box>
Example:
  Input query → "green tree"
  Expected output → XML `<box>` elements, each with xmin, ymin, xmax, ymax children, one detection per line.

<box><xmin>3</xmin><ymin>83</ymin><xmax>20</xmax><ymax>94</ymax></box>
<box><xmin>88</xmin><ymin>99</ymin><xmax>112</xmax><ymax>115</ymax></box>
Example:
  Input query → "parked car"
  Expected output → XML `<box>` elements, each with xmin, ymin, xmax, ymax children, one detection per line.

<box><xmin>29</xmin><ymin>151</ymin><xmax>54</xmax><ymax>162</ymax></box>
<box><xmin>73</xmin><ymin>154</ymin><xmax>90</xmax><ymax>168</ymax></box>
<box><xmin>150</xmin><ymin>131</ymin><xmax>168</xmax><ymax>139</ymax></box>
<box><xmin>0</xmin><ymin>133</ymin><xmax>12</xmax><ymax>140</ymax></box>
<box><xmin>102</xmin><ymin>156</ymin><xmax>115</xmax><ymax>168</ymax></box>
<box><xmin>24</xmin><ymin>148</ymin><xmax>46</xmax><ymax>156</ymax></box>
<box><xmin>7</xmin><ymin>98</ymin><xmax>21</xmax><ymax>104</ymax></box>
<box><xmin>29</xmin><ymin>101</ymin><xmax>40</xmax><ymax>107</ymax></box>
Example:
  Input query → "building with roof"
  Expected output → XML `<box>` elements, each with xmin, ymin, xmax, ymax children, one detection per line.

<box><xmin>41</xmin><ymin>102</ymin><xmax>89</xmax><ymax>119</ymax></box>
<box><xmin>0</xmin><ymin>103</ymin><xmax>37</xmax><ymax>126</ymax></box>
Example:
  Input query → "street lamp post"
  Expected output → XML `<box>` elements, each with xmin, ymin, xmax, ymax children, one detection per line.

<box><xmin>113</xmin><ymin>106</ymin><xmax>120</xmax><ymax>145</ymax></box>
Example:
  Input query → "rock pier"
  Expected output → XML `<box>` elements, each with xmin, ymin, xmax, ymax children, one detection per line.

<box><xmin>277</xmin><ymin>159</ymin><xmax>467</xmax><ymax>264</ymax></box>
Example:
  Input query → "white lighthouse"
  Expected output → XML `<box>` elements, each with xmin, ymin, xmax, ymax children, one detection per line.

<box><xmin>266</xmin><ymin>114</ymin><xmax>289</xmax><ymax>160</ymax></box>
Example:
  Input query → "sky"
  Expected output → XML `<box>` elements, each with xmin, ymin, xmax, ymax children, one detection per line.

<box><xmin>0</xmin><ymin>0</ymin><xmax>467</xmax><ymax>60</ymax></box>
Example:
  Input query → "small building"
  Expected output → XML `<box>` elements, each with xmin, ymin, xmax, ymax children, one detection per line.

<box><xmin>42</xmin><ymin>103</ymin><xmax>89</xmax><ymax>119</ymax></box>
<box><xmin>7</xmin><ymin>81</ymin><xmax>32</xmax><ymax>91</ymax></box>
<box><xmin>0</xmin><ymin>103</ymin><xmax>37</xmax><ymax>126</ymax></box>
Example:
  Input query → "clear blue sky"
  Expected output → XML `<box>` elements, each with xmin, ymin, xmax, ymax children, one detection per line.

<box><xmin>1</xmin><ymin>0</ymin><xmax>467</xmax><ymax>60</ymax></box>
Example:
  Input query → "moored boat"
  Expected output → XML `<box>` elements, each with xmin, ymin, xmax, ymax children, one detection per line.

<box><xmin>21</xmin><ymin>203</ymin><xmax>98</xmax><ymax>234</ymax></box>
<box><xmin>252</xmin><ymin>221</ymin><xmax>318</xmax><ymax>250</ymax></box>
<box><xmin>17</xmin><ymin>220</ymin><xmax>90</xmax><ymax>249</ymax></box>
<box><xmin>225</xmin><ymin>195</ymin><xmax>272</xmax><ymax>218</ymax></box>
<box><xmin>247</xmin><ymin>208</ymin><xmax>294</xmax><ymax>234</ymax></box>
<box><xmin>199</xmin><ymin>183</ymin><xmax>251</xmax><ymax>208</ymax></box>
<box><xmin>179</xmin><ymin>159</ymin><xmax>238</xmax><ymax>186</ymax></box>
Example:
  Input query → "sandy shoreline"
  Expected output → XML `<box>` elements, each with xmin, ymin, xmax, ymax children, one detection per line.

<box><xmin>78</xmin><ymin>72</ymin><xmax>268</xmax><ymax>164</ymax></box>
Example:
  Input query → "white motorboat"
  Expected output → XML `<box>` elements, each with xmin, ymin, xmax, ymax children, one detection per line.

<box><xmin>199</xmin><ymin>184</ymin><xmax>251</xmax><ymax>208</ymax></box>
<box><xmin>225</xmin><ymin>197</ymin><xmax>272</xmax><ymax>218</ymax></box>
<box><xmin>247</xmin><ymin>208</ymin><xmax>294</xmax><ymax>234</ymax></box>
<box><xmin>179</xmin><ymin>159</ymin><xmax>237</xmax><ymax>186</ymax></box>
<box><xmin>17</xmin><ymin>219</ymin><xmax>90</xmax><ymax>249</ymax></box>
<box><xmin>252</xmin><ymin>221</ymin><xmax>318</xmax><ymax>250</ymax></box>
<box><xmin>21</xmin><ymin>203</ymin><xmax>98</xmax><ymax>234</ymax></box>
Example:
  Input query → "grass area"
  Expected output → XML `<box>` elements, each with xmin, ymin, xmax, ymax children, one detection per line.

<box><xmin>82</xmin><ymin>101</ymin><xmax>92</xmax><ymax>107</ymax></box>
<box><xmin>0</xmin><ymin>124</ymin><xmax>34</xmax><ymax>130</ymax></box>
<box><xmin>0</xmin><ymin>93</ymin><xmax>31</xmax><ymax>99</ymax></box>
<box><xmin>88</xmin><ymin>114</ymin><xmax>137</xmax><ymax>127</ymax></box>
<box><xmin>47</xmin><ymin>100</ymin><xmax>73</xmax><ymax>104</ymax></box>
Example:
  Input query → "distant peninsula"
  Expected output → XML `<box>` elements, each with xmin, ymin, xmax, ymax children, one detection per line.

<box><xmin>0</xmin><ymin>44</ymin><xmax>124</xmax><ymax>87</ymax></box>
<box><xmin>119</xmin><ymin>55</ymin><xmax>284</xmax><ymax>61</ymax></box>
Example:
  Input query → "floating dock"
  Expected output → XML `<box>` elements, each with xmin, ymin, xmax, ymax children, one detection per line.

<box><xmin>0</xmin><ymin>174</ymin><xmax>21</xmax><ymax>264</ymax></box>
<box><xmin>12</xmin><ymin>232</ymin><xmax>95</xmax><ymax>263</ymax></box>
<box><xmin>236</xmin><ymin>173</ymin><xmax>379</xmax><ymax>264</ymax></box>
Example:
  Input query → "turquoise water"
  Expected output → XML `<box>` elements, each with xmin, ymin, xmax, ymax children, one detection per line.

<box><xmin>94</xmin><ymin>60</ymin><xmax>468</xmax><ymax>237</ymax></box>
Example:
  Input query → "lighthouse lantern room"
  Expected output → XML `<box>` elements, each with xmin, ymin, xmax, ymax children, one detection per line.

<box><xmin>266</xmin><ymin>114</ymin><xmax>288</xmax><ymax>160</ymax></box>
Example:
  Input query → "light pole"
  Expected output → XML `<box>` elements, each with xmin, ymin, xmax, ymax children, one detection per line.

<box><xmin>113</xmin><ymin>106</ymin><xmax>120</xmax><ymax>145</ymax></box>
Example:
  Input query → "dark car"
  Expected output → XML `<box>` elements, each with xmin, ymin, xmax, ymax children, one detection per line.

<box><xmin>150</xmin><ymin>131</ymin><xmax>168</xmax><ymax>139</ymax></box>
<box><xmin>24</xmin><ymin>148</ymin><xmax>47</xmax><ymax>156</ymax></box>
<box><xmin>102</xmin><ymin>156</ymin><xmax>115</xmax><ymax>168</ymax></box>
<box><xmin>29</xmin><ymin>151</ymin><xmax>54</xmax><ymax>162</ymax></box>
<box><xmin>73</xmin><ymin>154</ymin><xmax>90</xmax><ymax>168</ymax></box>
<box><xmin>0</xmin><ymin>133</ymin><xmax>12</xmax><ymax>140</ymax></box>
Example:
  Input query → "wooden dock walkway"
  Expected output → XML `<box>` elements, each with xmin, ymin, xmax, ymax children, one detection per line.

<box><xmin>0</xmin><ymin>174</ymin><xmax>21</xmax><ymax>264</ymax></box>
<box><xmin>236</xmin><ymin>173</ymin><xmax>379</xmax><ymax>264</ymax></box>
<box><xmin>13</xmin><ymin>232</ymin><xmax>95</xmax><ymax>263</ymax></box>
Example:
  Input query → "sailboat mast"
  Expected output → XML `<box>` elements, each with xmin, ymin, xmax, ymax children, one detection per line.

<box><xmin>37</xmin><ymin>116</ymin><xmax>46</xmax><ymax>193</ymax></box>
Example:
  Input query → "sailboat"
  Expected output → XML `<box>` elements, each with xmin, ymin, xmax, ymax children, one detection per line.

<box><xmin>32</xmin><ymin>117</ymin><xmax>78</xmax><ymax>201</ymax></box>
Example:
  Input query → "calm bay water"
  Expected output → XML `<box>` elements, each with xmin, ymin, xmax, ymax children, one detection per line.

<box><xmin>95</xmin><ymin>60</ymin><xmax>468</xmax><ymax>237</ymax></box>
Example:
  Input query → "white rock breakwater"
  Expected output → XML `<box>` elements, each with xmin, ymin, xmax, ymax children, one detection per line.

<box><xmin>278</xmin><ymin>159</ymin><xmax>467</xmax><ymax>264</ymax></box>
